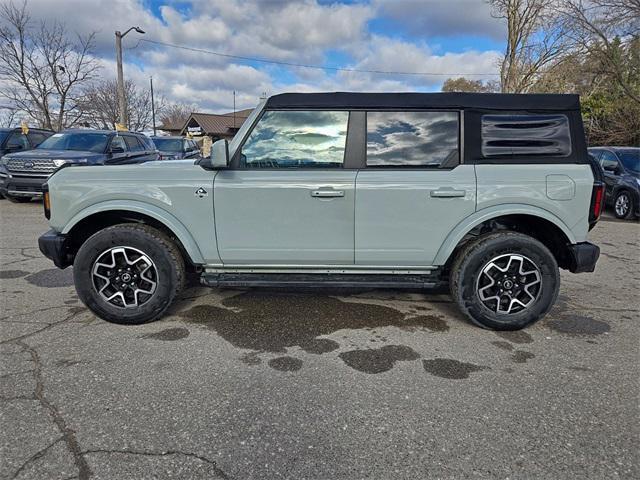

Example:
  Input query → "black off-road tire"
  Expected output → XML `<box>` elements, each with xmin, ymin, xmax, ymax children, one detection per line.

<box><xmin>450</xmin><ymin>232</ymin><xmax>560</xmax><ymax>330</ymax></box>
<box><xmin>6</xmin><ymin>195</ymin><xmax>32</xmax><ymax>203</ymax></box>
<box><xmin>73</xmin><ymin>224</ymin><xmax>185</xmax><ymax>324</ymax></box>
<box><xmin>613</xmin><ymin>190</ymin><xmax>633</xmax><ymax>219</ymax></box>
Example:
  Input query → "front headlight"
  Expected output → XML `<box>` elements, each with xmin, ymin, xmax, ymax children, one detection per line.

<box><xmin>52</xmin><ymin>159</ymin><xmax>68</xmax><ymax>167</ymax></box>
<box><xmin>0</xmin><ymin>156</ymin><xmax>8</xmax><ymax>166</ymax></box>
<box><xmin>636</xmin><ymin>178</ymin><xmax>640</xmax><ymax>188</ymax></box>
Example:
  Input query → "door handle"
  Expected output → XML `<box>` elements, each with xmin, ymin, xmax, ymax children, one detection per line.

<box><xmin>311</xmin><ymin>190</ymin><xmax>344</xmax><ymax>198</ymax></box>
<box><xmin>430</xmin><ymin>188</ymin><xmax>466</xmax><ymax>198</ymax></box>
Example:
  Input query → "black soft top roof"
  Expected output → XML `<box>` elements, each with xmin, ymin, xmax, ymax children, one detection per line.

<box><xmin>265</xmin><ymin>92</ymin><xmax>580</xmax><ymax>111</ymax></box>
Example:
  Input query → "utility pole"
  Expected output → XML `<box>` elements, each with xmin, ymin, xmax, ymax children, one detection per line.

<box><xmin>150</xmin><ymin>76</ymin><xmax>156</xmax><ymax>136</ymax></box>
<box><xmin>233</xmin><ymin>90</ymin><xmax>236</xmax><ymax>129</ymax></box>
<box><xmin>115</xmin><ymin>26</ymin><xmax>145</xmax><ymax>129</ymax></box>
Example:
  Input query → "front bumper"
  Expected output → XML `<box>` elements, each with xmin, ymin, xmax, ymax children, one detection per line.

<box><xmin>0</xmin><ymin>169</ymin><xmax>50</xmax><ymax>198</ymax></box>
<box><xmin>567</xmin><ymin>242</ymin><xmax>600</xmax><ymax>273</ymax></box>
<box><xmin>38</xmin><ymin>230</ymin><xmax>73</xmax><ymax>269</ymax></box>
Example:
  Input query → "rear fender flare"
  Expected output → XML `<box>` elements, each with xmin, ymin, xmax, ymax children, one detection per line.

<box><xmin>432</xmin><ymin>204</ymin><xmax>577</xmax><ymax>266</ymax></box>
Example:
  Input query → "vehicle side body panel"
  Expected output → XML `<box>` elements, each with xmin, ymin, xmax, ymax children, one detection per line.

<box><xmin>475</xmin><ymin>164</ymin><xmax>594</xmax><ymax>242</ymax></box>
<box><xmin>355</xmin><ymin>165</ymin><xmax>476</xmax><ymax>265</ymax></box>
<box><xmin>47</xmin><ymin>162</ymin><xmax>219</xmax><ymax>264</ymax></box>
<box><xmin>214</xmin><ymin>170</ymin><xmax>357</xmax><ymax>264</ymax></box>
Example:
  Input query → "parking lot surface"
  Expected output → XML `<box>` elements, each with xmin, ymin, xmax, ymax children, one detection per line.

<box><xmin>1</xmin><ymin>200</ymin><xmax>638</xmax><ymax>479</ymax></box>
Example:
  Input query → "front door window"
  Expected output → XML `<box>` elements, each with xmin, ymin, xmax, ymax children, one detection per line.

<box><xmin>240</xmin><ymin>110</ymin><xmax>349</xmax><ymax>168</ymax></box>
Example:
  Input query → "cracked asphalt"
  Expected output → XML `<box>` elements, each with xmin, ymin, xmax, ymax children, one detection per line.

<box><xmin>1</xmin><ymin>200</ymin><xmax>638</xmax><ymax>479</ymax></box>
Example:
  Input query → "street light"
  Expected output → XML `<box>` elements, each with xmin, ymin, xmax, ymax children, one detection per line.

<box><xmin>115</xmin><ymin>26</ymin><xmax>145</xmax><ymax>128</ymax></box>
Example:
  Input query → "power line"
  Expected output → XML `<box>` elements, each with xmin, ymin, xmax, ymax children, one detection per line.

<box><xmin>134</xmin><ymin>38</ymin><xmax>500</xmax><ymax>77</ymax></box>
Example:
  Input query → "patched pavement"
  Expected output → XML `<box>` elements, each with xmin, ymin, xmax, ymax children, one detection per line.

<box><xmin>1</xmin><ymin>200</ymin><xmax>638</xmax><ymax>479</ymax></box>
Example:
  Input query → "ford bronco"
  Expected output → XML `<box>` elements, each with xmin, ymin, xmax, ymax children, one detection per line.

<box><xmin>38</xmin><ymin>92</ymin><xmax>604</xmax><ymax>330</ymax></box>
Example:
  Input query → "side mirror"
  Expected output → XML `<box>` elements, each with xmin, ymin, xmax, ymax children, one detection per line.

<box><xmin>603</xmin><ymin>162</ymin><xmax>618</xmax><ymax>173</ymax></box>
<box><xmin>7</xmin><ymin>144</ymin><xmax>23</xmax><ymax>151</ymax></box>
<box><xmin>110</xmin><ymin>146</ymin><xmax>125</xmax><ymax>154</ymax></box>
<box><xmin>201</xmin><ymin>139</ymin><xmax>229</xmax><ymax>169</ymax></box>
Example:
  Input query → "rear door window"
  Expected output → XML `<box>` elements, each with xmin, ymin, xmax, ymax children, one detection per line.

<box><xmin>481</xmin><ymin>114</ymin><xmax>571</xmax><ymax>157</ymax></box>
<box><xmin>124</xmin><ymin>135</ymin><xmax>144</xmax><ymax>152</ymax></box>
<box><xmin>239</xmin><ymin>110</ymin><xmax>349</xmax><ymax>168</ymax></box>
<box><xmin>600</xmin><ymin>150</ymin><xmax>620</xmax><ymax>171</ymax></box>
<box><xmin>366</xmin><ymin>111</ymin><xmax>459</xmax><ymax>168</ymax></box>
<box><xmin>6</xmin><ymin>132</ymin><xmax>29</xmax><ymax>150</ymax></box>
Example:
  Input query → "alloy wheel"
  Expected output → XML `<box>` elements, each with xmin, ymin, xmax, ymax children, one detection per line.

<box><xmin>91</xmin><ymin>246</ymin><xmax>158</xmax><ymax>308</ymax></box>
<box><xmin>475</xmin><ymin>253</ymin><xmax>542</xmax><ymax>314</ymax></box>
<box><xmin>615</xmin><ymin>193</ymin><xmax>630</xmax><ymax>217</ymax></box>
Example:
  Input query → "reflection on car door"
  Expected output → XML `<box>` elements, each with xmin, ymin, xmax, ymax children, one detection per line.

<box><xmin>355</xmin><ymin>111</ymin><xmax>476</xmax><ymax>266</ymax></box>
<box><xmin>214</xmin><ymin>110</ymin><xmax>356</xmax><ymax>265</ymax></box>
<box><xmin>600</xmin><ymin>150</ymin><xmax>620</xmax><ymax>198</ymax></box>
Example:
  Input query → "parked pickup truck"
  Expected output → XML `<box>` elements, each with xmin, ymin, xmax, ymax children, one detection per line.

<box><xmin>38</xmin><ymin>92</ymin><xmax>604</xmax><ymax>330</ymax></box>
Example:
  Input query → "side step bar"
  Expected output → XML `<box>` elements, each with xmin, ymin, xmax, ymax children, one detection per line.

<box><xmin>201</xmin><ymin>273</ymin><xmax>443</xmax><ymax>289</ymax></box>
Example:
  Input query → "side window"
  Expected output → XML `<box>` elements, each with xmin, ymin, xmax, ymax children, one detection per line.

<box><xmin>600</xmin><ymin>151</ymin><xmax>619</xmax><ymax>171</ymax></box>
<box><xmin>481</xmin><ymin>114</ymin><xmax>571</xmax><ymax>157</ymax></box>
<box><xmin>27</xmin><ymin>132</ymin><xmax>48</xmax><ymax>147</ymax></box>
<box><xmin>124</xmin><ymin>136</ymin><xmax>144</xmax><ymax>152</ymax></box>
<box><xmin>6</xmin><ymin>132</ymin><xmax>29</xmax><ymax>150</ymax></box>
<box><xmin>110</xmin><ymin>136</ymin><xmax>127</xmax><ymax>152</ymax></box>
<box><xmin>366</xmin><ymin>111</ymin><xmax>459</xmax><ymax>167</ymax></box>
<box><xmin>240</xmin><ymin>110</ymin><xmax>349</xmax><ymax>168</ymax></box>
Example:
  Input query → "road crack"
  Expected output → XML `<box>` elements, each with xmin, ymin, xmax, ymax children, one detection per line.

<box><xmin>16</xmin><ymin>340</ymin><xmax>92</xmax><ymax>480</ymax></box>
<box><xmin>11</xmin><ymin>436</ymin><xmax>64</xmax><ymax>479</ymax></box>
<box><xmin>82</xmin><ymin>448</ymin><xmax>231</xmax><ymax>479</ymax></box>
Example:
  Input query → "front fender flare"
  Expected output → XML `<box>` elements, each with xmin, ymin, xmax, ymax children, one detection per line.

<box><xmin>62</xmin><ymin>200</ymin><xmax>206</xmax><ymax>264</ymax></box>
<box><xmin>432</xmin><ymin>204</ymin><xmax>577</xmax><ymax>266</ymax></box>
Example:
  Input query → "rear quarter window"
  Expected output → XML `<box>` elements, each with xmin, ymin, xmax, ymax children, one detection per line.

<box><xmin>481</xmin><ymin>114</ymin><xmax>571</xmax><ymax>157</ymax></box>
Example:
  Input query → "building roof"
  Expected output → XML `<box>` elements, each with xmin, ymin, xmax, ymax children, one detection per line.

<box><xmin>177</xmin><ymin>108</ymin><xmax>253</xmax><ymax>137</ymax></box>
<box><xmin>265</xmin><ymin>92</ymin><xmax>581</xmax><ymax>111</ymax></box>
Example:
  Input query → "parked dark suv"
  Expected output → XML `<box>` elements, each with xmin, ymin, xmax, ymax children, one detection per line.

<box><xmin>151</xmin><ymin>136</ymin><xmax>201</xmax><ymax>160</ymax></box>
<box><xmin>0</xmin><ymin>127</ymin><xmax>53</xmax><ymax>199</ymax></box>
<box><xmin>0</xmin><ymin>130</ymin><xmax>158</xmax><ymax>202</ymax></box>
<box><xmin>588</xmin><ymin>147</ymin><xmax>640</xmax><ymax>219</ymax></box>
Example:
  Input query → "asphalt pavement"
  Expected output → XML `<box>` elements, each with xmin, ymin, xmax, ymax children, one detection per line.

<box><xmin>1</xmin><ymin>200</ymin><xmax>638</xmax><ymax>479</ymax></box>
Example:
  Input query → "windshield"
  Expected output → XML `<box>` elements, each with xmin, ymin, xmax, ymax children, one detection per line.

<box><xmin>152</xmin><ymin>138</ymin><xmax>184</xmax><ymax>152</ymax></box>
<box><xmin>37</xmin><ymin>132</ymin><xmax>109</xmax><ymax>153</ymax></box>
<box><xmin>618</xmin><ymin>150</ymin><xmax>640</xmax><ymax>174</ymax></box>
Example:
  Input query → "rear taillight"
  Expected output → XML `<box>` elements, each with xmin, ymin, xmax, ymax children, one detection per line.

<box><xmin>588</xmin><ymin>182</ymin><xmax>605</xmax><ymax>229</ymax></box>
<box><xmin>42</xmin><ymin>183</ymin><xmax>50</xmax><ymax>219</ymax></box>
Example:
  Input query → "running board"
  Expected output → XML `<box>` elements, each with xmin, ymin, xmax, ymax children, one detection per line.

<box><xmin>201</xmin><ymin>273</ymin><xmax>442</xmax><ymax>289</ymax></box>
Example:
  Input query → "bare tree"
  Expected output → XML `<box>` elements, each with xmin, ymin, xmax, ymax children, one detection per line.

<box><xmin>0</xmin><ymin>0</ymin><xmax>100</xmax><ymax>131</ymax></box>
<box><xmin>442</xmin><ymin>77</ymin><xmax>500</xmax><ymax>92</ymax></box>
<box><xmin>79</xmin><ymin>79</ymin><xmax>165</xmax><ymax>132</ymax></box>
<box><xmin>0</xmin><ymin>104</ymin><xmax>20</xmax><ymax>127</ymax></box>
<box><xmin>560</xmin><ymin>0</ymin><xmax>640</xmax><ymax>104</ymax></box>
<box><xmin>490</xmin><ymin>0</ymin><xmax>572</xmax><ymax>93</ymax></box>
<box><xmin>159</xmin><ymin>102</ymin><xmax>195</xmax><ymax>131</ymax></box>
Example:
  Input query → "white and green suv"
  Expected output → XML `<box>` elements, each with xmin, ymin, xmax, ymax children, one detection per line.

<box><xmin>38</xmin><ymin>92</ymin><xmax>604</xmax><ymax>330</ymax></box>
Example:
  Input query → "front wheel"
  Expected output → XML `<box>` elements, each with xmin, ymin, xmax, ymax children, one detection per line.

<box><xmin>450</xmin><ymin>232</ymin><xmax>560</xmax><ymax>330</ymax></box>
<box><xmin>613</xmin><ymin>191</ymin><xmax>633</xmax><ymax>219</ymax></box>
<box><xmin>73</xmin><ymin>224</ymin><xmax>185</xmax><ymax>324</ymax></box>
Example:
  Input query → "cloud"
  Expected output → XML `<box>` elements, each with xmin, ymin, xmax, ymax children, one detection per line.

<box><xmin>374</xmin><ymin>0</ymin><xmax>505</xmax><ymax>40</ymax></box>
<box><xmin>4</xmin><ymin>0</ymin><xmax>504</xmax><ymax>115</ymax></box>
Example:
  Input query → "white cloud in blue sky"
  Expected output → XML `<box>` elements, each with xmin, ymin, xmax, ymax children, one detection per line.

<box><xmin>21</xmin><ymin>0</ymin><xmax>505</xmax><ymax>112</ymax></box>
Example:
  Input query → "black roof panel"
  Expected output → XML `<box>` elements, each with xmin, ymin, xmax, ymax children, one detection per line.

<box><xmin>266</xmin><ymin>92</ymin><xmax>580</xmax><ymax>111</ymax></box>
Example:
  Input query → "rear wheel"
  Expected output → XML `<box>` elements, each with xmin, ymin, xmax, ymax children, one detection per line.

<box><xmin>613</xmin><ymin>190</ymin><xmax>633</xmax><ymax>219</ymax></box>
<box><xmin>450</xmin><ymin>232</ymin><xmax>559</xmax><ymax>330</ymax></box>
<box><xmin>6</xmin><ymin>195</ymin><xmax>32</xmax><ymax>203</ymax></box>
<box><xmin>73</xmin><ymin>224</ymin><xmax>185</xmax><ymax>324</ymax></box>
